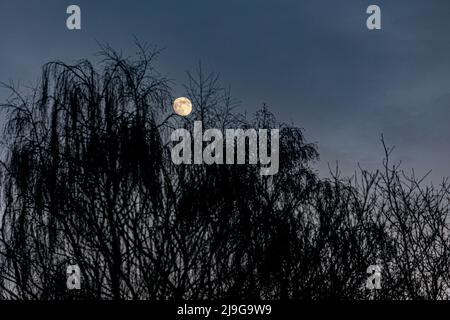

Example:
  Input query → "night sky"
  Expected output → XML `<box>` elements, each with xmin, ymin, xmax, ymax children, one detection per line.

<box><xmin>2</xmin><ymin>0</ymin><xmax>450</xmax><ymax>181</ymax></box>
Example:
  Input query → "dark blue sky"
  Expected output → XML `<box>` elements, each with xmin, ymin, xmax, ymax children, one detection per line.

<box><xmin>2</xmin><ymin>0</ymin><xmax>450</xmax><ymax>181</ymax></box>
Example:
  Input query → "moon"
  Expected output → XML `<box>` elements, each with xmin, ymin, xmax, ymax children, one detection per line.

<box><xmin>173</xmin><ymin>97</ymin><xmax>193</xmax><ymax>116</ymax></box>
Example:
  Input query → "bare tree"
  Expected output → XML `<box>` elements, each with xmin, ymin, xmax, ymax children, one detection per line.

<box><xmin>1</xmin><ymin>45</ymin><xmax>450</xmax><ymax>300</ymax></box>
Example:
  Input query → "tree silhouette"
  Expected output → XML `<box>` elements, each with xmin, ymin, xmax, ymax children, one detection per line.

<box><xmin>1</xmin><ymin>44</ymin><xmax>450</xmax><ymax>300</ymax></box>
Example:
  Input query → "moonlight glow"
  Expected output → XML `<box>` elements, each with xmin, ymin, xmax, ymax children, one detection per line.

<box><xmin>173</xmin><ymin>97</ymin><xmax>193</xmax><ymax>117</ymax></box>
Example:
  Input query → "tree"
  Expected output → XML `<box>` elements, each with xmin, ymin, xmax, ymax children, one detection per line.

<box><xmin>1</xmin><ymin>44</ymin><xmax>449</xmax><ymax>300</ymax></box>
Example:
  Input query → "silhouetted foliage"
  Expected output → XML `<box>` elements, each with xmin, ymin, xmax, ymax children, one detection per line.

<box><xmin>1</xmin><ymin>44</ymin><xmax>450</xmax><ymax>300</ymax></box>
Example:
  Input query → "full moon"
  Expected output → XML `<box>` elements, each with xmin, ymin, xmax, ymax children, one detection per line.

<box><xmin>173</xmin><ymin>97</ymin><xmax>193</xmax><ymax>116</ymax></box>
